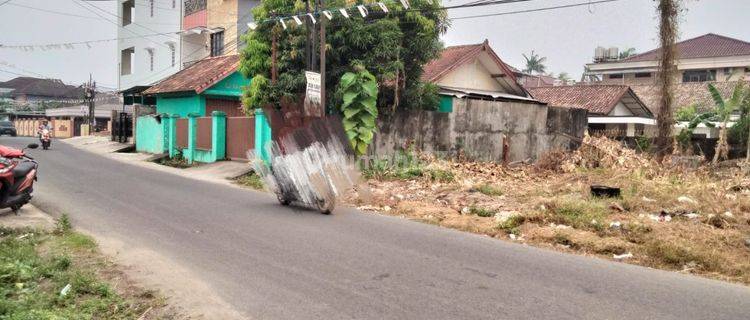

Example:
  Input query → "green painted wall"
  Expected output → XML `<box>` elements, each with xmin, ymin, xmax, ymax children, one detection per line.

<box><xmin>135</xmin><ymin>116</ymin><xmax>164</xmax><ymax>154</ymax></box>
<box><xmin>202</xmin><ymin>72</ymin><xmax>249</xmax><ymax>97</ymax></box>
<box><xmin>156</xmin><ymin>95</ymin><xmax>206</xmax><ymax>117</ymax></box>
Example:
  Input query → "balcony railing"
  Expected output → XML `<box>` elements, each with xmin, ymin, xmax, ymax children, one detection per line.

<box><xmin>184</xmin><ymin>0</ymin><xmax>206</xmax><ymax>16</ymax></box>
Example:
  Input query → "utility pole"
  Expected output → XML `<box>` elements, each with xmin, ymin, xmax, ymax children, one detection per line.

<box><xmin>319</xmin><ymin>0</ymin><xmax>326</xmax><ymax>117</ymax></box>
<box><xmin>84</xmin><ymin>74</ymin><xmax>96</xmax><ymax>135</ymax></box>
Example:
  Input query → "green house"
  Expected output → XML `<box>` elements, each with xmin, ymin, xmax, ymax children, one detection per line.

<box><xmin>143</xmin><ymin>54</ymin><xmax>248</xmax><ymax>117</ymax></box>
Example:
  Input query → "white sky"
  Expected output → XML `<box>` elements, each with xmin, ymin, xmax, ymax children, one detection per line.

<box><xmin>0</xmin><ymin>0</ymin><xmax>748</xmax><ymax>88</ymax></box>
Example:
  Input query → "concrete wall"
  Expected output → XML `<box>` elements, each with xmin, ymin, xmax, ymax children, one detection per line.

<box><xmin>135</xmin><ymin>115</ymin><xmax>165</xmax><ymax>154</ymax></box>
<box><xmin>372</xmin><ymin>98</ymin><xmax>587</xmax><ymax>162</ymax></box>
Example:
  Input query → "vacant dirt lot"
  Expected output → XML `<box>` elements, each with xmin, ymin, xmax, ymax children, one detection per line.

<box><xmin>348</xmin><ymin>136</ymin><xmax>750</xmax><ymax>285</ymax></box>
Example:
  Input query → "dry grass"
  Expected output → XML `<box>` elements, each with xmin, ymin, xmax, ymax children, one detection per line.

<box><xmin>348</xmin><ymin>139</ymin><xmax>750</xmax><ymax>285</ymax></box>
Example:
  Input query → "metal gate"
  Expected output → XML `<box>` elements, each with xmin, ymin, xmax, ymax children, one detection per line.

<box><xmin>111</xmin><ymin>112</ymin><xmax>133</xmax><ymax>143</ymax></box>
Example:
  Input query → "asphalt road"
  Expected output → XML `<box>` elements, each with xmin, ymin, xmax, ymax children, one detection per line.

<box><xmin>3</xmin><ymin>136</ymin><xmax>749</xmax><ymax>319</ymax></box>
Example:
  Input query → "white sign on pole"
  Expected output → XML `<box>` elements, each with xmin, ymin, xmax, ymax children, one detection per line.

<box><xmin>305</xmin><ymin>71</ymin><xmax>321</xmax><ymax>105</ymax></box>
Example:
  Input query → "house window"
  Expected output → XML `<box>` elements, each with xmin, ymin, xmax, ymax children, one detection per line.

<box><xmin>120</xmin><ymin>47</ymin><xmax>134</xmax><ymax>76</ymax></box>
<box><xmin>210</xmin><ymin>31</ymin><xmax>224</xmax><ymax>57</ymax></box>
<box><xmin>724</xmin><ymin>67</ymin><xmax>732</xmax><ymax>75</ymax></box>
<box><xmin>149</xmin><ymin>0</ymin><xmax>154</xmax><ymax>17</ymax></box>
<box><xmin>682</xmin><ymin>69</ymin><xmax>716</xmax><ymax>82</ymax></box>
<box><xmin>635</xmin><ymin>72</ymin><xmax>651</xmax><ymax>78</ymax></box>
<box><xmin>608</xmin><ymin>74</ymin><xmax>623</xmax><ymax>79</ymax></box>
<box><xmin>746</xmin><ymin>67</ymin><xmax>750</xmax><ymax>73</ymax></box>
<box><xmin>122</xmin><ymin>0</ymin><xmax>134</xmax><ymax>26</ymax></box>
<box><xmin>172</xmin><ymin>0</ymin><xmax>176</xmax><ymax>8</ymax></box>
<box><xmin>168</xmin><ymin>44</ymin><xmax>176</xmax><ymax>67</ymax></box>
<box><xmin>146</xmin><ymin>49</ymin><xmax>154</xmax><ymax>71</ymax></box>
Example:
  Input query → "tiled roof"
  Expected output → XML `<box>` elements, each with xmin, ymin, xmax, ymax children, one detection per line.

<box><xmin>0</xmin><ymin>77</ymin><xmax>83</xmax><ymax>98</ymax></box>
<box><xmin>143</xmin><ymin>54</ymin><xmax>239</xmax><ymax>95</ymax></box>
<box><xmin>422</xmin><ymin>40</ymin><xmax>520</xmax><ymax>86</ymax></box>
<box><xmin>622</xmin><ymin>33</ymin><xmax>750</xmax><ymax>62</ymax></box>
<box><xmin>528</xmin><ymin>85</ymin><xmax>633</xmax><ymax>115</ymax></box>
<box><xmin>630</xmin><ymin>81</ymin><xmax>741</xmax><ymax>115</ymax></box>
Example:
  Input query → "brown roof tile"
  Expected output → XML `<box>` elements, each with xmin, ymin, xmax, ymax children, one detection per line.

<box><xmin>630</xmin><ymin>81</ymin><xmax>742</xmax><ymax>115</ymax></box>
<box><xmin>622</xmin><ymin>33</ymin><xmax>750</xmax><ymax>62</ymax></box>
<box><xmin>144</xmin><ymin>54</ymin><xmax>239</xmax><ymax>95</ymax></box>
<box><xmin>528</xmin><ymin>85</ymin><xmax>631</xmax><ymax>115</ymax></box>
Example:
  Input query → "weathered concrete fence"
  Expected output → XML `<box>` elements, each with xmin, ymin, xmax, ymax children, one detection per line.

<box><xmin>372</xmin><ymin>98</ymin><xmax>587</xmax><ymax>162</ymax></box>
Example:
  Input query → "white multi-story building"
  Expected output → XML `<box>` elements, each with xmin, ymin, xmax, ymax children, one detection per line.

<box><xmin>117</xmin><ymin>0</ymin><xmax>183</xmax><ymax>91</ymax></box>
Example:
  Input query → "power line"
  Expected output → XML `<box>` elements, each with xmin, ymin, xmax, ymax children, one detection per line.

<box><xmin>0</xmin><ymin>0</ymin><xmax>12</xmax><ymax>7</ymax></box>
<box><xmin>451</xmin><ymin>0</ymin><xmax>624</xmax><ymax>20</ymax></box>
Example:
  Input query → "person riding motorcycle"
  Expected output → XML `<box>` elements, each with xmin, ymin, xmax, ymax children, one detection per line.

<box><xmin>37</xmin><ymin>120</ymin><xmax>53</xmax><ymax>150</ymax></box>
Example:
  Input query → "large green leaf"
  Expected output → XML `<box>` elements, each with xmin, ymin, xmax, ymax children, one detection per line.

<box><xmin>362</xmin><ymin>81</ymin><xmax>378</xmax><ymax>97</ymax></box>
<box><xmin>358</xmin><ymin>113</ymin><xmax>376</xmax><ymax>128</ymax></box>
<box><xmin>356</xmin><ymin>142</ymin><xmax>369</xmax><ymax>155</ymax></box>
<box><xmin>708</xmin><ymin>83</ymin><xmax>725</xmax><ymax>110</ymax></box>
<box><xmin>345</xmin><ymin>129</ymin><xmax>358</xmax><ymax>141</ymax></box>
<box><xmin>340</xmin><ymin>72</ymin><xmax>356</xmax><ymax>89</ymax></box>
<box><xmin>342</xmin><ymin>118</ymin><xmax>357</xmax><ymax>131</ymax></box>
<box><xmin>343</xmin><ymin>107</ymin><xmax>360</xmax><ymax>119</ymax></box>
<box><xmin>358</xmin><ymin>127</ymin><xmax>374</xmax><ymax>143</ymax></box>
<box><xmin>342</xmin><ymin>91</ymin><xmax>359</xmax><ymax>108</ymax></box>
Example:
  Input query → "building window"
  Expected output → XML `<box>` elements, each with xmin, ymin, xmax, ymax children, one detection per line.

<box><xmin>746</xmin><ymin>67</ymin><xmax>750</xmax><ymax>73</ymax></box>
<box><xmin>210</xmin><ymin>31</ymin><xmax>224</xmax><ymax>57</ymax></box>
<box><xmin>682</xmin><ymin>69</ymin><xmax>716</xmax><ymax>83</ymax></box>
<box><xmin>724</xmin><ymin>67</ymin><xmax>732</xmax><ymax>75</ymax></box>
<box><xmin>146</xmin><ymin>49</ymin><xmax>154</xmax><ymax>71</ymax></box>
<box><xmin>150</xmin><ymin>0</ymin><xmax>154</xmax><ymax>17</ymax></box>
<box><xmin>120</xmin><ymin>47</ymin><xmax>134</xmax><ymax>76</ymax></box>
<box><xmin>168</xmin><ymin>43</ymin><xmax>176</xmax><ymax>67</ymax></box>
<box><xmin>122</xmin><ymin>0</ymin><xmax>134</xmax><ymax>26</ymax></box>
<box><xmin>608</xmin><ymin>74</ymin><xmax>623</xmax><ymax>79</ymax></box>
<box><xmin>172</xmin><ymin>0</ymin><xmax>176</xmax><ymax>8</ymax></box>
<box><xmin>634</xmin><ymin>72</ymin><xmax>651</xmax><ymax>78</ymax></box>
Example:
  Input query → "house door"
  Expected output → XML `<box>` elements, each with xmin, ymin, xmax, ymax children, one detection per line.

<box><xmin>206</xmin><ymin>98</ymin><xmax>244</xmax><ymax>117</ymax></box>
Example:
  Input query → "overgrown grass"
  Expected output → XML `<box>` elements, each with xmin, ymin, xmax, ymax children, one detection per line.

<box><xmin>0</xmin><ymin>219</ymin><xmax>164</xmax><ymax>319</ymax></box>
<box><xmin>234</xmin><ymin>171</ymin><xmax>264</xmax><ymax>190</ymax></box>
<box><xmin>474</xmin><ymin>184</ymin><xmax>503</xmax><ymax>196</ymax></box>
<box><xmin>469</xmin><ymin>206</ymin><xmax>495</xmax><ymax>218</ymax></box>
<box><xmin>544</xmin><ymin>197</ymin><xmax>609</xmax><ymax>232</ymax></box>
<box><xmin>155</xmin><ymin>153</ymin><xmax>192</xmax><ymax>169</ymax></box>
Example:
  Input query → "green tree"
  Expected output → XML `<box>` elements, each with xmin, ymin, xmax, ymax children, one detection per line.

<box><xmin>522</xmin><ymin>50</ymin><xmax>546</xmax><ymax>74</ymax></box>
<box><xmin>618</xmin><ymin>47</ymin><xmax>637</xmax><ymax>59</ymax></box>
<box><xmin>557</xmin><ymin>72</ymin><xmax>571</xmax><ymax>83</ymax></box>
<box><xmin>239</xmin><ymin>0</ymin><xmax>449</xmax><ymax>115</ymax></box>
<box><xmin>707</xmin><ymin>82</ymin><xmax>749</xmax><ymax>163</ymax></box>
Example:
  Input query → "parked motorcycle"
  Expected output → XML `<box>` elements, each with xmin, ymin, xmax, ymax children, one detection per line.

<box><xmin>40</xmin><ymin>129</ymin><xmax>51</xmax><ymax>150</ymax></box>
<box><xmin>0</xmin><ymin>143</ymin><xmax>39</xmax><ymax>213</ymax></box>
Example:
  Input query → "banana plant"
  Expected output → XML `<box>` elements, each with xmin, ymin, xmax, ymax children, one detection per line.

<box><xmin>708</xmin><ymin>82</ymin><xmax>748</xmax><ymax>163</ymax></box>
<box><xmin>338</xmin><ymin>65</ymin><xmax>379</xmax><ymax>156</ymax></box>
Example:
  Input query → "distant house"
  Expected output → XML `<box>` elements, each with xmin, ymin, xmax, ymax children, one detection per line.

<box><xmin>586</xmin><ymin>33</ymin><xmax>750</xmax><ymax>85</ymax></box>
<box><xmin>528</xmin><ymin>85</ymin><xmax>655</xmax><ymax>137</ymax></box>
<box><xmin>422</xmin><ymin>40</ymin><xmax>536</xmax><ymax>111</ymax></box>
<box><xmin>0</xmin><ymin>77</ymin><xmax>84</xmax><ymax>106</ymax></box>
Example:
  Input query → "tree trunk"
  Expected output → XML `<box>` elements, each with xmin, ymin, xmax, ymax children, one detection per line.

<box><xmin>713</xmin><ymin>124</ymin><xmax>729</xmax><ymax>164</ymax></box>
<box><xmin>746</xmin><ymin>119</ymin><xmax>750</xmax><ymax>161</ymax></box>
<box><xmin>655</xmin><ymin>0</ymin><xmax>680</xmax><ymax>162</ymax></box>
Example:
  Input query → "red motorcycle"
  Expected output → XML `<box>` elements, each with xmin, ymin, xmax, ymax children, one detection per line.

<box><xmin>0</xmin><ymin>143</ymin><xmax>39</xmax><ymax>213</ymax></box>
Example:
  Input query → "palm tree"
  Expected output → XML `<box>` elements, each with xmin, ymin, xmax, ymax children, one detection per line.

<box><xmin>522</xmin><ymin>51</ymin><xmax>547</xmax><ymax>74</ymax></box>
<box><xmin>707</xmin><ymin>82</ymin><xmax>749</xmax><ymax>163</ymax></box>
<box><xmin>557</xmin><ymin>72</ymin><xmax>571</xmax><ymax>83</ymax></box>
<box><xmin>618</xmin><ymin>47</ymin><xmax>637</xmax><ymax>59</ymax></box>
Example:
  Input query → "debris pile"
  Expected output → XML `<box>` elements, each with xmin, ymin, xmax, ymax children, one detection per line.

<box><xmin>561</xmin><ymin>134</ymin><xmax>654</xmax><ymax>172</ymax></box>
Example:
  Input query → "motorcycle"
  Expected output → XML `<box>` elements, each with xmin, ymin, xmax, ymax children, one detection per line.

<box><xmin>0</xmin><ymin>143</ymin><xmax>39</xmax><ymax>213</ymax></box>
<box><xmin>40</xmin><ymin>129</ymin><xmax>51</xmax><ymax>150</ymax></box>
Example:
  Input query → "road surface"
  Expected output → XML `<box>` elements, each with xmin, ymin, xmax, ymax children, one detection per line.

<box><xmin>3</xmin><ymin>137</ymin><xmax>749</xmax><ymax>319</ymax></box>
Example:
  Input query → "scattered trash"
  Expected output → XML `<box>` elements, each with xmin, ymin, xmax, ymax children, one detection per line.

<box><xmin>745</xmin><ymin>238</ymin><xmax>750</xmax><ymax>249</ymax></box>
<box><xmin>723</xmin><ymin>211</ymin><xmax>733</xmax><ymax>218</ymax></box>
<box><xmin>461</xmin><ymin>207</ymin><xmax>471</xmax><ymax>215</ymax></box>
<box><xmin>356</xmin><ymin>205</ymin><xmax>380</xmax><ymax>211</ymax></box>
<box><xmin>609</xmin><ymin>202</ymin><xmax>625</xmax><ymax>212</ymax></box>
<box><xmin>60</xmin><ymin>283</ymin><xmax>72</xmax><ymax>297</ymax></box>
<box><xmin>16</xmin><ymin>233</ymin><xmax>31</xmax><ymax>240</ymax></box>
<box><xmin>509</xmin><ymin>234</ymin><xmax>517</xmax><ymax>240</ymax></box>
<box><xmin>685</xmin><ymin>213</ymin><xmax>700</xmax><ymax>219</ymax></box>
<box><xmin>649</xmin><ymin>211</ymin><xmax>672</xmax><ymax>222</ymax></box>
<box><xmin>641</xmin><ymin>196</ymin><xmax>656</xmax><ymax>202</ymax></box>
<box><xmin>609</xmin><ymin>221</ymin><xmax>622</xmax><ymax>229</ymax></box>
<box><xmin>590</xmin><ymin>185</ymin><xmax>621</xmax><ymax>198</ymax></box>
<box><xmin>677</xmin><ymin>196</ymin><xmax>697</xmax><ymax>204</ymax></box>
<box><xmin>494</xmin><ymin>210</ymin><xmax>519</xmax><ymax>223</ymax></box>
<box><xmin>613</xmin><ymin>252</ymin><xmax>633</xmax><ymax>260</ymax></box>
